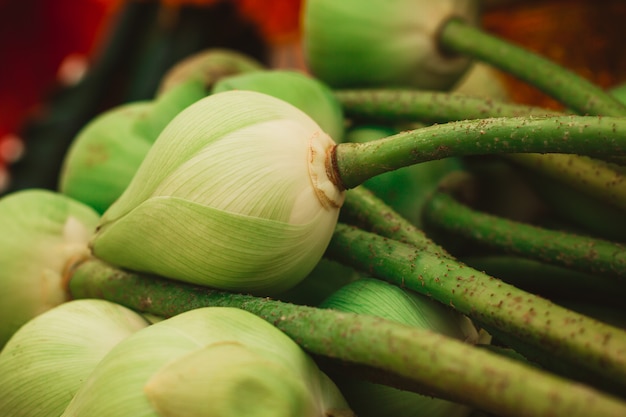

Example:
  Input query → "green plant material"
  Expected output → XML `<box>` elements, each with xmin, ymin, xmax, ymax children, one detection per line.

<box><xmin>0</xmin><ymin>299</ymin><xmax>149</xmax><ymax>417</ymax></box>
<box><xmin>156</xmin><ymin>48</ymin><xmax>265</xmax><ymax>95</ymax></box>
<box><xmin>303</xmin><ymin>0</ymin><xmax>479</xmax><ymax>90</ymax></box>
<box><xmin>438</xmin><ymin>17</ymin><xmax>626</xmax><ymax>210</ymax></box>
<box><xmin>68</xmin><ymin>257</ymin><xmax>626</xmax><ymax>417</ymax></box>
<box><xmin>421</xmin><ymin>173</ymin><xmax>626</xmax><ymax>280</ymax></box>
<box><xmin>340</xmin><ymin>186</ymin><xmax>449</xmax><ymax>256</ymax></box>
<box><xmin>459</xmin><ymin>255</ymin><xmax>626</xmax><ymax>308</ymax></box>
<box><xmin>326</xmin><ymin>223</ymin><xmax>626</xmax><ymax>391</ymax></box>
<box><xmin>0</xmin><ymin>189</ymin><xmax>100</xmax><ymax>348</ymax></box>
<box><xmin>330</xmin><ymin>89</ymin><xmax>626</xmax><ymax>210</ymax></box>
<box><xmin>518</xmin><ymin>156</ymin><xmax>626</xmax><ymax>242</ymax></box>
<box><xmin>275</xmin><ymin>258</ymin><xmax>361</xmax><ymax>306</ymax></box>
<box><xmin>440</xmin><ymin>19</ymin><xmax>626</xmax><ymax>117</ymax></box>
<box><xmin>453</xmin><ymin>62</ymin><xmax>511</xmax><ymax>101</ymax></box>
<box><xmin>319</xmin><ymin>278</ymin><xmax>476</xmax><ymax>417</ymax></box>
<box><xmin>333</xmin><ymin>115</ymin><xmax>626</xmax><ymax>190</ymax></box>
<box><xmin>61</xmin><ymin>307</ymin><xmax>353</xmax><ymax>417</ymax></box>
<box><xmin>212</xmin><ymin>69</ymin><xmax>345</xmax><ymax>141</ymax></box>
<box><xmin>58</xmin><ymin>102</ymin><xmax>154</xmax><ymax>213</ymax></box>
<box><xmin>91</xmin><ymin>91</ymin><xmax>345</xmax><ymax>295</ymax></box>
<box><xmin>346</xmin><ymin>125</ymin><xmax>464</xmax><ymax>226</ymax></box>
<box><xmin>334</xmin><ymin>89</ymin><xmax>558</xmax><ymax>124</ymax></box>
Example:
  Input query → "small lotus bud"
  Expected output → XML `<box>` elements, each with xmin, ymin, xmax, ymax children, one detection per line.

<box><xmin>303</xmin><ymin>0</ymin><xmax>480</xmax><ymax>90</ymax></box>
<box><xmin>212</xmin><ymin>69</ymin><xmax>345</xmax><ymax>141</ymax></box>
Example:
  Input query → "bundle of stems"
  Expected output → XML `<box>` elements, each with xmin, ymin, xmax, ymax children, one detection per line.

<box><xmin>68</xmin><ymin>254</ymin><xmax>626</xmax><ymax>417</ymax></box>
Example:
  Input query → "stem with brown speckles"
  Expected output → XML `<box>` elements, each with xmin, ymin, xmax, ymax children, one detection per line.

<box><xmin>439</xmin><ymin>18</ymin><xmax>626</xmax><ymax>117</ymax></box>
<box><xmin>333</xmin><ymin>115</ymin><xmax>626</xmax><ymax>189</ymax></box>
<box><xmin>326</xmin><ymin>223</ymin><xmax>626</xmax><ymax>392</ymax></box>
<box><xmin>421</xmin><ymin>174</ymin><xmax>626</xmax><ymax>280</ymax></box>
<box><xmin>68</xmin><ymin>256</ymin><xmax>626</xmax><ymax>417</ymax></box>
<box><xmin>334</xmin><ymin>89</ymin><xmax>560</xmax><ymax>123</ymax></box>
<box><xmin>333</xmin><ymin>89</ymin><xmax>626</xmax><ymax>211</ymax></box>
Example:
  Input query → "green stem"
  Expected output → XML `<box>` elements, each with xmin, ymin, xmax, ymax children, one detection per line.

<box><xmin>341</xmin><ymin>187</ymin><xmax>448</xmax><ymax>256</ymax></box>
<box><xmin>68</xmin><ymin>257</ymin><xmax>626</xmax><ymax>417</ymax></box>
<box><xmin>332</xmin><ymin>89</ymin><xmax>626</xmax><ymax>211</ymax></box>
<box><xmin>333</xmin><ymin>115</ymin><xmax>626</xmax><ymax>189</ymax></box>
<box><xmin>460</xmin><ymin>255</ymin><xmax>626</xmax><ymax>308</ymax></box>
<box><xmin>421</xmin><ymin>177</ymin><xmax>626</xmax><ymax>280</ymax></box>
<box><xmin>507</xmin><ymin>154</ymin><xmax>626</xmax><ymax>211</ymax></box>
<box><xmin>334</xmin><ymin>89</ymin><xmax>560</xmax><ymax>123</ymax></box>
<box><xmin>439</xmin><ymin>18</ymin><xmax>626</xmax><ymax>117</ymax></box>
<box><xmin>326</xmin><ymin>223</ymin><xmax>626</xmax><ymax>391</ymax></box>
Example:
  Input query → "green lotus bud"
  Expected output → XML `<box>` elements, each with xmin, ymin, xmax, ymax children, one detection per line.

<box><xmin>303</xmin><ymin>0</ymin><xmax>480</xmax><ymax>89</ymax></box>
<box><xmin>212</xmin><ymin>70</ymin><xmax>345</xmax><ymax>141</ymax></box>
<box><xmin>62</xmin><ymin>307</ymin><xmax>354</xmax><ymax>417</ymax></box>
<box><xmin>0</xmin><ymin>299</ymin><xmax>149</xmax><ymax>417</ymax></box>
<box><xmin>58</xmin><ymin>102</ymin><xmax>154</xmax><ymax>213</ymax></box>
<box><xmin>60</xmin><ymin>79</ymin><xmax>208</xmax><ymax>214</ymax></box>
<box><xmin>320</xmin><ymin>278</ymin><xmax>479</xmax><ymax>417</ymax></box>
<box><xmin>0</xmin><ymin>189</ymin><xmax>100</xmax><ymax>347</ymax></box>
<box><xmin>157</xmin><ymin>48</ymin><xmax>265</xmax><ymax>95</ymax></box>
<box><xmin>90</xmin><ymin>90</ymin><xmax>345</xmax><ymax>295</ymax></box>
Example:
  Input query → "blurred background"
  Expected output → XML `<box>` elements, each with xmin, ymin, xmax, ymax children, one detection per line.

<box><xmin>0</xmin><ymin>0</ymin><xmax>625</xmax><ymax>195</ymax></box>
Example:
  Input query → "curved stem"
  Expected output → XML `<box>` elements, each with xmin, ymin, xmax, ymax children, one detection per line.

<box><xmin>333</xmin><ymin>115</ymin><xmax>626</xmax><ymax>189</ymax></box>
<box><xmin>421</xmin><ymin>177</ymin><xmax>626</xmax><ymax>280</ymax></box>
<box><xmin>341</xmin><ymin>187</ymin><xmax>449</xmax><ymax>256</ymax></box>
<box><xmin>68</xmin><ymin>257</ymin><xmax>626</xmax><ymax>417</ymax></box>
<box><xmin>332</xmin><ymin>89</ymin><xmax>626</xmax><ymax>211</ymax></box>
<box><xmin>439</xmin><ymin>18</ymin><xmax>626</xmax><ymax>117</ymax></box>
<box><xmin>326</xmin><ymin>223</ymin><xmax>626</xmax><ymax>392</ymax></box>
<box><xmin>507</xmin><ymin>154</ymin><xmax>626</xmax><ymax>211</ymax></box>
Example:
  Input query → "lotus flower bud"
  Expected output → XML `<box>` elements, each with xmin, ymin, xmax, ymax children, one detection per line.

<box><xmin>157</xmin><ymin>48</ymin><xmax>265</xmax><ymax>95</ymax></box>
<box><xmin>58</xmin><ymin>102</ymin><xmax>154</xmax><ymax>213</ymax></box>
<box><xmin>320</xmin><ymin>278</ymin><xmax>479</xmax><ymax>417</ymax></box>
<box><xmin>0</xmin><ymin>189</ymin><xmax>100</xmax><ymax>347</ymax></box>
<box><xmin>0</xmin><ymin>299</ymin><xmax>149</xmax><ymax>417</ymax></box>
<box><xmin>212</xmin><ymin>70</ymin><xmax>345</xmax><ymax>141</ymax></box>
<box><xmin>60</xmin><ymin>79</ymin><xmax>208</xmax><ymax>213</ymax></box>
<box><xmin>90</xmin><ymin>90</ymin><xmax>345</xmax><ymax>295</ymax></box>
<box><xmin>62</xmin><ymin>307</ymin><xmax>354</xmax><ymax>417</ymax></box>
<box><xmin>303</xmin><ymin>0</ymin><xmax>480</xmax><ymax>90</ymax></box>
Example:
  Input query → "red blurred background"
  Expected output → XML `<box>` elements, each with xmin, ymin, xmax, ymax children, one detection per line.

<box><xmin>0</xmin><ymin>0</ymin><xmax>625</xmax><ymax>192</ymax></box>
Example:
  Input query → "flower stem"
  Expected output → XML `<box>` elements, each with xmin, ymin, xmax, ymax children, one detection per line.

<box><xmin>332</xmin><ymin>89</ymin><xmax>626</xmax><ymax>211</ymax></box>
<box><xmin>421</xmin><ymin>173</ymin><xmax>626</xmax><ymax>280</ymax></box>
<box><xmin>334</xmin><ymin>89</ymin><xmax>559</xmax><ymax>123</ymax></box>
<box><xmin>333</xmin><ymin>115</ymin><xmax>626</xmax><ymax>189</ymax></box>
<box><xmin>341</xmin><ymin>187</ymin><xmax>448</xmax><ymax>256</ymax></box>
<box><xmin>326</xmin><ymin>223</ymin><xmax>626</xmax><ymax>391</ymax></box>
<box><xmin>439</xmin><ymin>18</ymin><xmax>626</xmax><ymax>117</ymax></box>
<box><xmin>68</xmin><ymin>257</ymin><xmax>626</xmax><ymax>417</ymax></box>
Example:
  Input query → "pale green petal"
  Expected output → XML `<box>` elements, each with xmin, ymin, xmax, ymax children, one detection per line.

<box><xmin>145</xmin><ymin>342</ymin><xmax>316</xmax><ymax>417</ymax></box>
<box><xmin>0</xmin><ymin>299</ymin><xmax>148</xmax><ymax>417</ymax></box>
<box><xmin>304</xmin><ymin>0</ymin><xmax>479</xmax><ymax>89</ymax></box>
<box><xmin>91</xmin><ymin>196</ymin><xmax>339</xmax><ymax>294</ymax></box>
<box><xmin>320</xmin><ymin>279</ymin><xmax>475</xmax><ymax>417</ymax></box>
<box><xmin>0</xmin><ymin>190</ymin><xmax>100</xmax><ymax>347</ymax></box>
<box><xmin>62</xmin><ymin>307</ymin><xmax>351</xmax><ymax>417</ymax></box>
<box><xmin>153</xmin><ymin>119</ymin><xmax>314</xmax><ymax>223</ymax></box>
<box><xmin>100</xmin><ymin>91</ymin><xmax>321</xmax><ymax>225</ymax></box>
